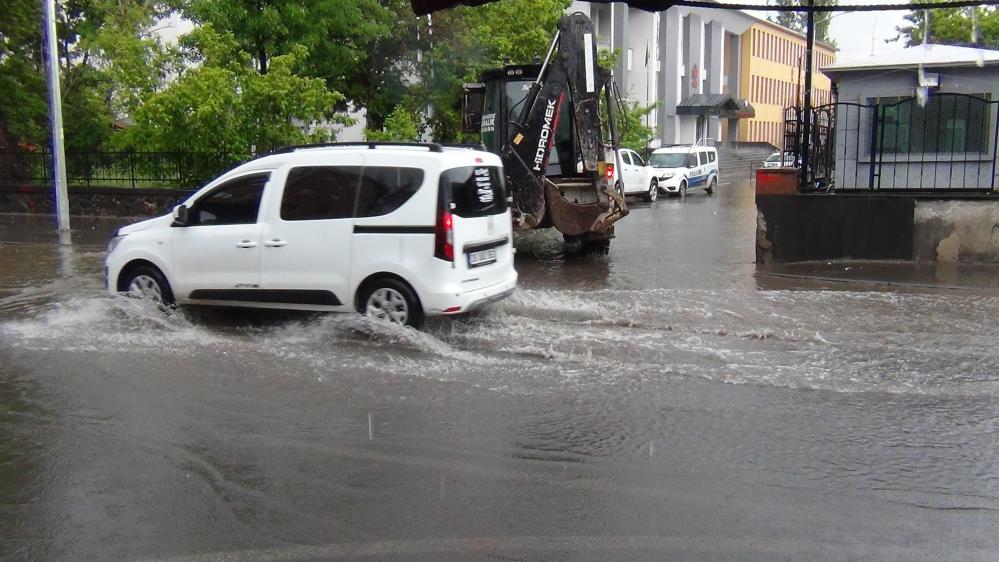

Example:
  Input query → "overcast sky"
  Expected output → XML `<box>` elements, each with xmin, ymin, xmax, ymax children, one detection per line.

<box><xmin>744</xmin><ymin>1</ymin><xmax>917</xmax><ymax>63</ymax></box>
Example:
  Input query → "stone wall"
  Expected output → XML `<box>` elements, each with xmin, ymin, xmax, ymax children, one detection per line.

<box><xmin>757</xmin><ymin>192</ymin><xmax>999</xmax><ymax>264</ymax></box>
<box><xmin>914</xmin><ymin>200</ymin><xmax>999</xmax><ymax>263</ymax></box>
<box><xmin>0</xmin><ymin>185</ymin><xmax>193</xmax><ymax>218</ymax></box>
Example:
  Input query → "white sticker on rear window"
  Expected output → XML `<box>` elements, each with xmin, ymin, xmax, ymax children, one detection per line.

<box><xmin>474</xmin><ymin>167</ymin><xmax>494</xmax><ymax>203</ymax></box>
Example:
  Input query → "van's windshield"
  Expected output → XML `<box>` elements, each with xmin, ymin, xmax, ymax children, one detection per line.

<box><xmin>440</xmin><ymin>166</ymin><xmax>507</xmax><ymax>218</ymax></box>
<box><xmin>649</xmin><ymin>153</ymin><xmax>687</xmax><ymax>168</ymax></box>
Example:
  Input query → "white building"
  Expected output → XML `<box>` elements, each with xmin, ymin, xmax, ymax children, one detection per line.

<box><xmin>569</xmin><ymin>2</ymin><xmax>835</xmax><ymax>149</ymax></box>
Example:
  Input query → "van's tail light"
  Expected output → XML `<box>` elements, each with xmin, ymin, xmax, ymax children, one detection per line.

<box><xmin>435</xmin><ymin>210</ymin><xmax>454</xmax><ymax>262</ymax></box>
<box><xmin>605</xmin><ymin>163</ymin><xmax>615</xmax><ymax>181</ymax></box>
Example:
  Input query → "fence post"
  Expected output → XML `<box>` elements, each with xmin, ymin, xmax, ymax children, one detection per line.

<box><xmin>868</xmin><ymin>105</ymin><xmax>879</xmax><ymax>191</ymax></box>
<box><xmin>129</xmin><ymin>152</ymin><xmax>136</xmax><ymax>189</ymax></box>
<box><xmin>992</xmin><ymin>102</ymin><xmax>999</xmax><ymax>191</ymax></box>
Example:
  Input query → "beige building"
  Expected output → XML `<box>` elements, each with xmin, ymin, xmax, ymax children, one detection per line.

<box><xmin>739</xmin><ymin>20</ymin><xmax>836</xmax><ymax>148</ymax></box>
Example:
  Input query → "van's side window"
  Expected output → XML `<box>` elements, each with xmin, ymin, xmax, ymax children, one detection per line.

<box><xmin>190</xmin><ymin>173</ymin><xmax>269</xmax><ymax>226</ymax></box>
<box><xmin>686</xmin><ymin>154</ymin><xmax>698</xmax><ymax>168</ymax></box>
<box><xmin>708</xmin><ymin>151</ymin><xmax>716</xmax><ymax>163</ymax></box>
<box><xmin>281</xmin><ymin>166</ymin><xmax>361</xmax><ymax>221</ymax></box>
<box><xmin>698</xmin><ymin>152</ymin><xmax>708</xmax><ymax>166</ymax></box>
<box><xmin>356</xmin><ymin>167</ymin><xmax>424</xmax><ymax>218</ymax></box>
<box><xmin>632</xmin><ymin>152</ymin><xmax>645</xmax><ymax>166</ymax></box>
<box><xmin>621</xmin><ymin>151</ymin><xmax>633</xmax><ymax>165</ymax></box>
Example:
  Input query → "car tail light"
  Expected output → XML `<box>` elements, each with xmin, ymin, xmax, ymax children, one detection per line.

<box><xmin>435</xmin><ymin>210</ymin><xmax>454</xmax><ymax>262</ymax></box>
<box><xmin>605</xmin><ymin>163</ymin><xmax>615</xmax><ymax>181</ymax></box>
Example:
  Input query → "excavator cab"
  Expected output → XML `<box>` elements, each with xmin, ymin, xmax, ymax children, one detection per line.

<box><xmin>465</xmin><ymin>65</ymin><xmax>581</xmax><ymax>180</ymax></box>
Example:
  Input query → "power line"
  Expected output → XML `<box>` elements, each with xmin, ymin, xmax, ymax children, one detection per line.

<box><xmin>666</xmin><ymin>1</ymin><xmax>999</xmax><ymax>12</ymax></box>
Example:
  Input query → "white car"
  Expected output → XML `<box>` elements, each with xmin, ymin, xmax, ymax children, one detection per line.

<box><xmin>648</xmin><ymin>145</ymin><xmax>719</xmax><ymax>197</ymax></box>
<box><xmin>762</xmin><ymin>152</ymin><xmax>796</xmax><ymax>168</ymax></box>
<box><xmin>614</xmin><ymin>148</ymin><xmax>659</xmax><ymax>202</ymax></box>
<box><xmin>105</xmin><ymin>142</ymin><xmax>518</xmax><ymax>328</ymax></box>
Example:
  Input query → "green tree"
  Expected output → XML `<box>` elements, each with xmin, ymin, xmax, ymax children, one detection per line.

<box><xmin>616</xmin><ymin>101</ymin><xmax>656</xmax><ymax>154</ymax></box>
<box><xmin>412</xmin><ymin>0</ymin><xmax>569</xmax><ymax>142</ymax></box>
<box><xmin>893</xmin><ymin>5</ymin><xmax>999</xmax><ymax>48</ymax></box>
<box><xmin>0</xmin><ymin>0</ymin><xmax>172</xmax><ymax>152</ymax></box>
<box><xmin>177</xmin><ymin>0</ymin><xmax>419</xmax><ymax>130</ymax></box>
<box><xmin>365</xmin><ymin>105</ymin><xmax>421</xmax><ymax>141</ymax></box>
<box><xmin>767</xmin><ymin>0</ymin><xmax>838</xmax><ymax>45</ymax></box>
<box><xmin>116</xmin><ymin>28</ymin><xmax>348</xmax><ymax>160</ymax></box>
<box><xmin>0</xmin><ymin>0</ymin><xmax>48</xmax><ymax>147</ymax></box>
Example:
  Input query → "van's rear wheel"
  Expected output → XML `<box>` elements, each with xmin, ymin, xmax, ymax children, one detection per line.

<box><xmin>706</xmin><ymin>177</ymin><xmax>717</xmax><ymax>195</ymax></box>
<box><xmin>359</xmin><ymin>278</ymin><xmax>423</xmax><ymax>328</ymax></box>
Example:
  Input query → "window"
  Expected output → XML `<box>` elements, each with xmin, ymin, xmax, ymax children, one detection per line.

<box><xmin>698</xmin><ymin>151</ymin><xmax>708</xmax><ymax>165</ymax></box>
<box><xmin>281</xmin><ymin>166</ymin><xmax>361</xmax><ymax>221</ymax></box>
<box><xmin>190</xmin><ymin>173</ymin><xmax>268</xmax><ymax>226</ymax></box>
<box><xmin>685</xmin><ymin>154</ymin><xmax>698</xmax><ymax>168</ymax></box>
<box><xmin>632</xmin><ymin>152</ymin><xmax>645</xmax><ymax>166</ymax></box>
<box><xmin>439</xmin><ymin>166</ymin><xmax>507</xmax><ymax>218</ymax></box>
<box><xmin>356</xmin><ymin>167</ymin><xmax>425</xmax><ymax>218</ymax></box>
<box><xmin>708</xmin><ymin>151</ymin><xmax>716</xmax><ymax>163</ymax></box>
<box><xmin>621</xmin><ymin>151</ymin><xmax>633</xmax><ymax>165</ymax></box>
<box><xmin>650</xmin><ymin>152</ymin><xmax>687</xmax><ymax>167</ymax></box>
<box><xmin>870</xmin><ymin>94</ymin><xmax>991</xmax><ymax>154</ymax></box>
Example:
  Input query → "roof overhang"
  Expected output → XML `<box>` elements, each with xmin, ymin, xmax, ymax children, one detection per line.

<box><xmin>676</xmin><ymin>94</ymin><xmax>755</xmax><ymax>118</ymax></box>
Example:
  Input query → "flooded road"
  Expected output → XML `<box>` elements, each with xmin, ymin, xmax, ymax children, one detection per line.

<box><xmin>2</xmin><ymin>182</ymin><xmax>999</xmax><ymax>561</ymax></box>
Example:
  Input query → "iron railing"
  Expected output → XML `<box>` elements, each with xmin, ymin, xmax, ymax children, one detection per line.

<box><xmin>784</xmin><ymin>93</ymin><xmax>999</xmax><ymax>192</ymax></box>
<box><xmin>0</xmin><ymin>151</ymin><xmax>239</xmax><ymax>189</ymax></box>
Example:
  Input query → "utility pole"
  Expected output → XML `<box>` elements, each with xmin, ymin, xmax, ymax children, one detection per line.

<box><xmin>43</xmin><ymin>0</ymin><xmax>70</xmax><ymax>232</ymax></box>
<box><xmin>800</xmin><ymin>0</ymin><xmax>814</xmax><ymax>191</ymax></box>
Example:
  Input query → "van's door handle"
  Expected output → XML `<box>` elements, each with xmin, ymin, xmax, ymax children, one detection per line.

<box><xmin>264</xmin><ymin>239</ymin><xmax>287</xmax><ymax>247</ymax></box>
<box><xmin>235</xmin><ymin>240</ymin><xmax>258</xmax><ymax>248</ymax></box>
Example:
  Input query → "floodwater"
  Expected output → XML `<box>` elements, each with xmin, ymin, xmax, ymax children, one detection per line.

<box><xmin>2</xmin><ymin>182</ymin><xmax>999</xmax><ymax>561</ymax></box>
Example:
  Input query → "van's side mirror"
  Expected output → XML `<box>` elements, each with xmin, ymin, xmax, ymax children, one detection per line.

<box><xmin>171</xmin><ymin>204</ymin><xmax>189</xmax><ymax>227</ymax></box>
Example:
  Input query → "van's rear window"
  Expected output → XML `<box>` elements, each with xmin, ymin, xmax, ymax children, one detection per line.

<box><xmin>439</xmin><ymin>166</ymin><xmax>506</xmax><ymax>218</ymax></box>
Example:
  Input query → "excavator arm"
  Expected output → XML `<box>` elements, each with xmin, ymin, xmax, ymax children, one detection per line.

<box><xmin>500</xmin><ymin>13</ymin><xmax>628</xmax><ymax>237</ymax></box>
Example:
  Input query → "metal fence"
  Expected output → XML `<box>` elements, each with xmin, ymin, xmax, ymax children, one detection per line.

<box><xmin>0</xmin><ymin>151</ymin><xmax>238</xmax><ymax>189</ymax></box>
<box><xmin>784</xmin><ymin>93</ymin><xmax>999</xmax><ymax>192</ymax></box>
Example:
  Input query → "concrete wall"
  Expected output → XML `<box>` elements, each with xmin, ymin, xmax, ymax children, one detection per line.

<box><xmin>914</xmin><ymin>200</ymin><xmax>999</xmax><ymax>262</ymax></box>
<box><xmin>757</xmin><ymin>192</ymin><xmax>999</xmax><ymax>264</ymax></box>
<box><xmin>755</xmin><ymin>194</ymin><xmax>914</xmax><ymax>263</ymax></box>
<box><xmin>1</xmin><ymin>186</ymin><xmax>192</xmax><ymax>218</ymax></box>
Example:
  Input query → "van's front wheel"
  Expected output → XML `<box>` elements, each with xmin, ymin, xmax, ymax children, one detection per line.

<box><xmin>359</xmin><ymin>278</ymin><xmax>424</xmax><ymax>328</ymax></box>
<box><xmin>122</xmin><ymin>265</ymin><xmax>174</xmax><ymax>307</ymax></box>
<box><xmin>645</xmin><ymin>179</ymin><xmax>659</xmax><ymax>202</ymax></box>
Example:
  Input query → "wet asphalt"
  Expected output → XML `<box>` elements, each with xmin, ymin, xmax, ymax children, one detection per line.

<box><xmin>2</xmin><ymin>181</ymin><xmax>999</xmax><ymax>561</ymax></box>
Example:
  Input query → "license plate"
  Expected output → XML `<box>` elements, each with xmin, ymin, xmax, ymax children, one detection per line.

<box><xmin>467</xmin><ymin>248</ymin><xmax>497</xmax><ymax>267</ymax></box>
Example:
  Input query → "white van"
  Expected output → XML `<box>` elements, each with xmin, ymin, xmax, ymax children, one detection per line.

<box><xmin>105</xmin><ymin>142</ymin><xmax>518</xmax><ymax>327</ymax></box>
<box><xmin>648</xmin><ymin>144</ymin><xmax>719</xmax><ymax>197</ymax></box>
<box><xmin>615</xmin><ymin>148</ymin><xmax>659</xmax><ymax>202</ymax></box>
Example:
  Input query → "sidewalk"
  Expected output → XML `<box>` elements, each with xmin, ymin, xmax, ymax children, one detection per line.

<box><xmin>760</xmin><ymin>260</ymin><xmax>999</xmax><ymax>292</ymax></box>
